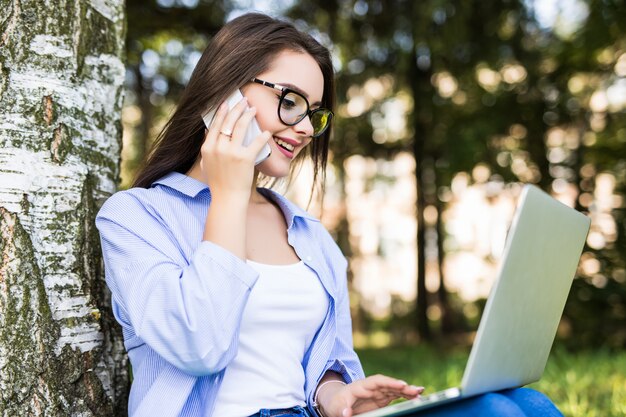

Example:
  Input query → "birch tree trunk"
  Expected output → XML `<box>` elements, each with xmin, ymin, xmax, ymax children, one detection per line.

<box><xmin>0</xmin><ymin>0</ymin><xmax>128</xmax><ymax>415</ymax></box>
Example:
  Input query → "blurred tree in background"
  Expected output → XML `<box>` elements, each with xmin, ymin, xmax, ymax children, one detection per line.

<box><xmin>122</xmin><ymin>0</ymin><xmax>626</xmax><ymax>350</ymax></box>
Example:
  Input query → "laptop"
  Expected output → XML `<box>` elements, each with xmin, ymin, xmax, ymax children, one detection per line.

<box><xmin>356</xmin><ymin>184</ymin><xmax>591</xmax><ymax>417</ymax></box>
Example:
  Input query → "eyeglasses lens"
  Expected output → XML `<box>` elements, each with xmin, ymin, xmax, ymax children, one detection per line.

<box><xmin>279</xmin><ymin>91</ymin><xmax>331</xmax><ymax>137</ymax></box>
<box><xmin>310</xmin><ymin>110</ymin><xmax>332</xmax><ymax>137</ymax></box>
<box><xmin>279</xmin><ymin>92</ymin><xmax>307</xmax><ymax>124</ymax></box>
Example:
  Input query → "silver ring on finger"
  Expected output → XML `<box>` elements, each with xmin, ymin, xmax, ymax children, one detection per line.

<box><xmin>220</xmin><ymin>128</ymin><xmax>233</xmax><ymax>138</ymax></box>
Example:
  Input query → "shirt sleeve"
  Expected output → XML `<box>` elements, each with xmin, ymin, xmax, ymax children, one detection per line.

<box><xmin>322</xmin><ymin>227</ymin><xmax>366</xmax><ymax>382</ymax></box>
<box><xmin>307</xmin><ymin>227</ymin><xmax>365</xmax><ymax>417</ymax></box>
<box><xmin>326</xmin><ymin>254</ymin><xmax>365</xmax><ymax>383</ymax></box>
<box><xmin>96</xmin><ymin>191</ymin><xmax>258</xmax><ymax>377</ymax></box>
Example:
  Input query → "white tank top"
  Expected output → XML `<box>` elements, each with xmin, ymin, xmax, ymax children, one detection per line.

<box><xmin>212</xmin><ymin>260</ymin><xmax>329</xmax><ymax>417</ymax></box>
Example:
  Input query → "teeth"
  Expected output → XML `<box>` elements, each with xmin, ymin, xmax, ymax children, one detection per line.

<box><xmin>275</xmin><ymin>138</ymin><xmax>295</xmax><ymax>151</ymax></box>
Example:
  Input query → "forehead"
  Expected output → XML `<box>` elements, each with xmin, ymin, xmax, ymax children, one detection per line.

<box><xmin>258</xmin><ymin>50</ymin><xmax>325</xmax><ymax>102</ymax></box>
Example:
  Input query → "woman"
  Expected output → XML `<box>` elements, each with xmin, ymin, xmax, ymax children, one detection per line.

<box><xmin>96</xmin><ymin>13</ymin><xmax>563</xmax><ymax>417</ymax></box>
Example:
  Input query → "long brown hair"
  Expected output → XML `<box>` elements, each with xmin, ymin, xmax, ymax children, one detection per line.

<box><xmin>133</xmin><ymin>13</ymin><xmax>334</xmax><ymax>198</ymax></box>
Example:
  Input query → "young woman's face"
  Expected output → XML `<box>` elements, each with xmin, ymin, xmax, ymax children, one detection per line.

<box><xmin>241</xmin><ymin>50</ymin><xmax>325</xmax><ymax>178</ymax></box>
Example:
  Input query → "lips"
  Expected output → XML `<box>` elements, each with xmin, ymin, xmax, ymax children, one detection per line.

<box><xmin>272</xmin><ymin>136</ymin><xmax>299</xmax><ymax>159</ymax></box>
<box><xmin>275</xmin><ymin>138</ymin><xmax>295</xmax><ymax>152</ymax></box>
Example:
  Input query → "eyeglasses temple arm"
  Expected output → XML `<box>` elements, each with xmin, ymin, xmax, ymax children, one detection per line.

<box><xmin>251</xmin><ymin>78</ymin><xmax>287</xmax><ymax>94</ymax></box>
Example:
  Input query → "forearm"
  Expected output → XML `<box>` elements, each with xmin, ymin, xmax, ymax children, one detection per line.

<box><xmin>315</xmin><ymin>371</ymin><xmax>346</xmax><ymax>417</ymax></box>
<box><xmin>203</xmin><ymin>193</ymin><xmax>248</xmax><ymax>259</ymax></box>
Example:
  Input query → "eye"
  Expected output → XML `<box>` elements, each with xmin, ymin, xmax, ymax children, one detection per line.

<box><xmin>281</xmin><ymin>94</ymin><xmax>298</xmax><ymax>109</ymax></box>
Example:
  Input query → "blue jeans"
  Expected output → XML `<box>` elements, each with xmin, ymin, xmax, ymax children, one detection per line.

<box><xmin>411</xmin><ymin>388</ymin><xmax>563</xmax><ymax>416</ymax></box>
<box><xmin>249</xmin><ymin>405</ymin><xmax>311</xmax><ymax>417</ymax></box>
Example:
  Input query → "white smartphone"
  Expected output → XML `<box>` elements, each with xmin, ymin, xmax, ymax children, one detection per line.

<box><xmin>202</xmin><ymin>89</ymin><xmax>271</xmax><ymax>165</ymax></box>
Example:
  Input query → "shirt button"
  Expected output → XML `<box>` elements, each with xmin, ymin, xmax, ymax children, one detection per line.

<box><xmin>306</xmin><ymin>256</ymin><xmax>312</xmax><ymax>262</ymax></box>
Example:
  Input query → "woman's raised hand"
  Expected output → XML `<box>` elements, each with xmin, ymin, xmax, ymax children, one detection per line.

<box><xmin>199</xmin><ymin>98</ymin><xmax>271</xmax><ymax>200</ymax></box>
<box><xmin>317</xmin><ymin>375</ymin><xmax>424</xmax><ymax>417</ymax></box>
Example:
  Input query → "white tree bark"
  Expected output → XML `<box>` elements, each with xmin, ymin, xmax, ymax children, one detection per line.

<box><xmin>0</xmin><ymin>0</ymin><xmax>128</xmax><ymax>415</ymax></box>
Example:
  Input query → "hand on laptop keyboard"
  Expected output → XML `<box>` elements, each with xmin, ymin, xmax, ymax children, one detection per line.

<box><xmin>315</xmin><ymin>374</ymin><xmax>424</xmax><ymax>417</ymax></box>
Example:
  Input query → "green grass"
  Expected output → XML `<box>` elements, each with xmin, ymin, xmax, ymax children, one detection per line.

<box><xmin>355</xmin><ymin>344</ymin><xmax>626</xmax><ymax>417</ymax></box>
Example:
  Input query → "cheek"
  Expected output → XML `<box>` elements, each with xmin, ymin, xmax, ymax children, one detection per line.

<box><xmin>242</xmin><ymin>89</ymin><xmax>279</xmax><ymax>132</ymax></box>
<box><xmin>294</xmin><ymin>138</ymin><xmax>313</xmax><ymax>156</ymax></box>
<box><xmin>249</xmin><ymin>99</ymin><xmax>280</xmax><ymax>133</ymax></box>
<box><xmin>253</xmin><ymin>108</ymin><xmax>277</xmax><ymax>132</ymax></box>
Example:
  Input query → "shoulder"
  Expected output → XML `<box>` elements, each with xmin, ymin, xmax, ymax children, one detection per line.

<box><xmin>317</xmin><ymin>224</ymin><xmax>348</xmax><ymax>270</ymax></box>
<box><xmin>95</xmin><ymin>186</ymin><xmax>183</xmax><ymax>235</ymax></box>
<box><xmin>97</xmin><ymin>172</ymin><xmax>207</xmax><ymax>222</ymax></box>
<box><xmin>97</xmin><ymin>187</ymin><xmax>160</xmax><ymax>221</ymax></box>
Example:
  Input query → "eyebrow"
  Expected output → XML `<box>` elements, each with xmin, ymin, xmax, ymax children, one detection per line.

<box><xmin>278</xmin><ymin>82</ymin><xmax>323</xmax><ymax>107</ymax></box>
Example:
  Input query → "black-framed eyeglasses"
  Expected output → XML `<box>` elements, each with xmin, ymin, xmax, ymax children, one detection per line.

<box><xmin>251</xmin><ymin>78</ymin><xmax>333</xmax><ymax>138</ymax></box>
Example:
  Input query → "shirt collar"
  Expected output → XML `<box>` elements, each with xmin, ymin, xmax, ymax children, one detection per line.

<box><xmin>152</xmin><ymin>172</ymin><xmax>319</xmax><ymax>226</ymax></box>
<box><xmin>152</xmin><ymin>171</ymin><xmax>208</xmax><ymax>198</ymax></box>
<box><xmin>258</xmin><ymin>188</ymin><xmax>320</xmax><ymax>228</ymax></box>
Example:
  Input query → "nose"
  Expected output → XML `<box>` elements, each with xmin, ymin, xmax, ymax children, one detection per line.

<box><xmin>293</xmin><ymin>113</ymin><xmax>315</xmax><ymax>138</ymax></box>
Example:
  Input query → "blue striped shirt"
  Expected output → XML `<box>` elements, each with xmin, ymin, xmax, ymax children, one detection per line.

<box><xmin>96</xmin><ymin>172</ymin><xmax>365</xmax><ymax>417</ymax></box>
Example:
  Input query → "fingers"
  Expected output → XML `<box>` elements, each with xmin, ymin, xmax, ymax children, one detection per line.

<box><xmin>230</xmin><ymin>105</ymin><xmax>272</xmax><ymax>159</ymax></box>
<box><xmin>349</xmin><ymin>383</ymin><xmax>404</xmax><ymax>403</ymax></box>
<box><xmin>212</xmin><ymin>99</ymin><xmax>270</xmax><ymax>161</ymax></box>
<box><xmin>246</xmin><ymin>129</ymin><xmax>272</xmax><ymax>158</ymax></box>
<box><xmin>217</xmin><ymin>97</ymin><xmax>249</xmax><ymax>142</ymax></box>
<box><xmin>204</xmin><ymin>101</ymin><xmax>229</xmax><ymax>146</ymax></box>
<box><xmin>349</xmin><ymin>375</ymin><xmax>424</xmax><ymax>407</ymax></box>
<box><xmin>229</xmin><ymin>106</ymin><xmax>257</xmax><ymax>146</ymax></box>
<box><xmin>328</xmin><ymin>377</ymin><xmax>424</xmax><ymax>417</ymax></box>
<box><xmin>361</xmin><ymin>374</ymin><xmax>411</xmax><ymax>390</ymax></box>
<box><xmin>363</xmin><ymin>374</ymin><xmax>424</xmax><ymax>398</ymax></box>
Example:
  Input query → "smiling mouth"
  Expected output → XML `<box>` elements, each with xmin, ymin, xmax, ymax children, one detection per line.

<box><xmin>274</xmin><ymin>138</ymin><xmax>295</xmax><ymax>152</ymax></box>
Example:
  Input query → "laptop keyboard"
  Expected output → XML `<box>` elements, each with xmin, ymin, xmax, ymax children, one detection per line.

<box><xmin>415</xmin><ymin>388</ymin><xmax>462</xmax><ymax>404</ymax></box>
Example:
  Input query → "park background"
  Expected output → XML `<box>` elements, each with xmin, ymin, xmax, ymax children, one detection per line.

<box><xmin>0</xmin><ymin>0</ymin><xmax>624</xmax><ymax>415</ymax></box>
<box><xmin>120</xmin><ymin>1</ymin><xmax>625</xmax><ymax>415</ymax></box>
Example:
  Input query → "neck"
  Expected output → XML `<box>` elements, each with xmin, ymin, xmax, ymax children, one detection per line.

<box><xmin>250</xmin><ymin>171</ymin><xmax>268</xmax><ymax>204</ymax></box>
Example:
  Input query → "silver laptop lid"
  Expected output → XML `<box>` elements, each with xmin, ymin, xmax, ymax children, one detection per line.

<box><xmin>461</xmin><ymin>184</ymin><xmax>590</xmax><ymax>396</ymax></box>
